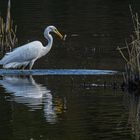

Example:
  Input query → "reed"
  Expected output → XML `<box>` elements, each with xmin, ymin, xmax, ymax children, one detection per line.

<box><xmin>117</xmin><ymin>6</ymin><xmax>140</xmax><ymax>87</ymax></box>
<box><xmin>0</xmin><ymin>0</ymin><xmax>18</xmax><ymax>55</ymax></box>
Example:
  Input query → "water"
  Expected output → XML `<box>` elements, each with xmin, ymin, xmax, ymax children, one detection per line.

<box><xmin>0</xmin><ymin>69</ymin><xmax>117</xmax><ymax>75</ymax></box>
<box><xmin>0</xmin><ymin>75</ymin><xmax>131</xmax><ymax>140</ymax></box>
<box><xmin>0</xmin><ymin>0</ymin><xmax>140</xmax><ymax>140</ymax></box>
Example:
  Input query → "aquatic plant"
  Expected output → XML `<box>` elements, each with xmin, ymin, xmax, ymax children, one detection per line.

<box><xmin>117</xmin><ymin>6</ymin><xmax>140</xmax><ymax>87</ymax></box>
<box><xmin>0</xmin><ymin>0</ymin><xmax>18</xmax><ymax>55</ymax></box>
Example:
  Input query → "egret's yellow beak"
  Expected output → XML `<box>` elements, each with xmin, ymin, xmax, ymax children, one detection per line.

<box><xmin>55</xmin><ymin>30</ymin><xmax>63</xmax><ymax>39</ymax></box>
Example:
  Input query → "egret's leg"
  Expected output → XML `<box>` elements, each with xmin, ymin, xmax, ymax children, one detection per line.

<box><xmin>29</xmin><ymin>60</ymin><xmax>35</xmax><ymax>70</ymax></box>
<box><xmin>22</xmin><ymin>65</ymin><xmax>26</xmax><ymax>70</ymax></box>
<box><xmin>22</xmin><ymin>63</ymin><xmax>28</xmax><ymax>70</ymax></box>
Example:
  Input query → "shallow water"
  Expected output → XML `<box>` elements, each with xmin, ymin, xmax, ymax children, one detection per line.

<box><xmin>0</xmin><ymin>75</ymin><xmax>132</xmax><ymax>140</ymax></box>
<box><xmin>0</xmin><ymin>69</ymin><xmax>117</xmax><ymax>75</ymax></box>
<box><xmin>0</xmin><ymin>0</ymin><xmax>140</xmax><ymax>140</ymax></box>
<box><xmin>0</xmin><ymin>74</ymin><xmax>139</xmax><ymax>140</ymax></box>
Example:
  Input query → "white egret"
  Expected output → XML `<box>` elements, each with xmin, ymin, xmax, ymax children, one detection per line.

<box><xmin>0</xmin><ymin>25</ymin><xmax>63</xmax><ymax>69</ymax></box>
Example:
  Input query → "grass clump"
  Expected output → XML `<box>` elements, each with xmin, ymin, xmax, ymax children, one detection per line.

<box><xmin>117</xmin><ymin>6</ymin><xmax>140</xmax><ymax>88</ymax></box>
<box><xmin>0</xmin><ymin>0</ymin><xmax>18</xmax><ymax>55</ymax></box>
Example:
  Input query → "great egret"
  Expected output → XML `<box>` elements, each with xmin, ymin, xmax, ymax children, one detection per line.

<box><xmin>0</xmin><ymin>25</ymin><xmax>63</xmax><ymax>69</ymax></box>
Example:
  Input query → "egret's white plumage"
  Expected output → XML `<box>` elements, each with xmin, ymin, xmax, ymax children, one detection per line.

<box><xmin>0</xmin><ymin>26</ymin><xmax>63</xmax><ymax>69</ymax></box>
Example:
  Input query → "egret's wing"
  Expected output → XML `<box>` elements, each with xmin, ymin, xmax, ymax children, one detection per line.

<box><xmin>0</xmin><ymin>41</ymin><xmax>42</xmax><ymax>64</ymax></box>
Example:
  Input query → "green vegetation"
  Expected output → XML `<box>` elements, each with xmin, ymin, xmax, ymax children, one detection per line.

<box><xmin>0</xmin><ymin>0</ymin><xmax>18</xmax><ymax>55</ymax></box>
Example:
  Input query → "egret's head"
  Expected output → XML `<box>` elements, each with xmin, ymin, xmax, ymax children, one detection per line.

<box><xmin>45</xmin><ymin>26</ymin><xmax>63</xmax><ymax>39</ymax></box>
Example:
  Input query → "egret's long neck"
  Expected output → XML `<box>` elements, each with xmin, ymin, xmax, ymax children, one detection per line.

<box><xmin>44</xmin><ymin>31</ymin><xmax>53</xmax><ymax>50</ymax></box>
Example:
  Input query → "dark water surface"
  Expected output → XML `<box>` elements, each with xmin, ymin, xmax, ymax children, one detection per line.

<box><xmin>0</xmin><ymin>0</ymin><xmax>140</xmax><ymax>140</ymax></box>
<box><xmin>0</xmin><ymin>75</ymin><xmax>133</xmax><ymax>140</ymax></box>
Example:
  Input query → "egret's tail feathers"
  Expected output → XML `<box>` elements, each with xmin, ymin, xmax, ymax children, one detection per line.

<box><xmin>3</xmin><ymin>63</ymin><xmax>18</xmax><ymax>69</ymax></box>
<box><xmin>0</xmin><ymin>60</ymin><xmax>3</xmax><ymax>65</ymax></box>
<box><xmin>3</xmin><ymin>62</ymin><xmax>29</xmax><ymax>69</ymax></box>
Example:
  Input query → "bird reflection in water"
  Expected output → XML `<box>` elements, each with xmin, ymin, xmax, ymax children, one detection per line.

<box><xmin>0</xmin><ymin>75</ymin><xmax>66</xmax><ymax>124</ymax></box>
